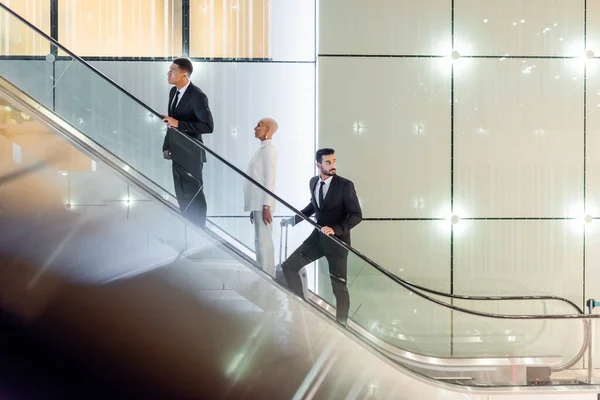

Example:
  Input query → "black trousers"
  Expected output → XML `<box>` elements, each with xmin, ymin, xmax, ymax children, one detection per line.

<box><xmin>172</xmin><ymin>163</ymin><xmax>207</xmax><ymax>228</ymax></box>
<box><xmin>282</xmin><ymin>238</ymin><xmax>350</xmax><ymax>324</ymax></box>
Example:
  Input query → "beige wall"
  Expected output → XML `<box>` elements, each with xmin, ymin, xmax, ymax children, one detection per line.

<box><xmin>58</xmin><ymin>0</ymin><xmax>182</xmax><ymax>57</ymax></box>
<box><xmin>1</xmin><ymin>0</ymin><xmax>271</xmax><ymax>58</ymax></box>
<box><xmin>190</xmin><ymin>0</ymin><xmax>270</xmax><ymax>58</ymax></box>
<box><xmin>0</xmin><ymin>0</ymin><xmax>50</xmax><ymax>56</ymax></box>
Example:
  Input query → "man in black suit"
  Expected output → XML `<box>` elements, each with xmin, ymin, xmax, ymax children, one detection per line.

<box><xmin>281</xmin><ymin>148</ymin><xmax>362</xmax><ymax>325</ymax></box>
<box><xmin>162</xmin><ymin>58</ymin><xmax>214</xmax><ymax>228</ymax></box>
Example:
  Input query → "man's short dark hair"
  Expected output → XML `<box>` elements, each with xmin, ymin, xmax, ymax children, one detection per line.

<box><xmin>316</xmin><ymin>148</ymin><xmax>335</xmax><ymax>163</ymax></box>
<box><xmin>173</xmin><ymin>58</ymin><xmax>193</xmax><ymax>76</ymax></box>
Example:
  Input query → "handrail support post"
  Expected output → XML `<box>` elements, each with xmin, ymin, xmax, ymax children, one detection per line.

<box><xmin>587</xmin><ymin>299</ymin><xmax>596</xmax><ymax>383</ymax></box>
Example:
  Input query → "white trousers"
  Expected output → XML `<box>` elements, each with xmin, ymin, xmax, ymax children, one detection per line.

<box><xmin>252</xmin><ymin>211</ymin><xmax>275</xmax><ymax>277</ymax></box>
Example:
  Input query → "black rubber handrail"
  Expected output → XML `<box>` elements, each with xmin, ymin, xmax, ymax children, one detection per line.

<box><xmin>0</xmin><ymin>3</ymin><xmax>585</xmax><ymax>317</ymax></box>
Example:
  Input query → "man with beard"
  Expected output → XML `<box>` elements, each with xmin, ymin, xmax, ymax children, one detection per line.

<box><xmin>281</xmin><ymin>148</ymin><xmax>362</xmax><ymax>326</ymax></box>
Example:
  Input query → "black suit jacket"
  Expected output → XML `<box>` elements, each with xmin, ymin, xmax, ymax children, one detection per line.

<box><xmin>293</xmin><ymin>175</ymin><xmax>362</xmax><ymax>250</ymax></box>
<box><xmin>162</xmin><ymin>82</ymin><xmax>214</xmax><ymax>164</ymax></box>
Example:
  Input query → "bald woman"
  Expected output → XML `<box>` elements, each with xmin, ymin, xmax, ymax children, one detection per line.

<box><xmin>243</xmin><ymin>118</ymin><xmax>279</xmax><ymax>276</ymax></box>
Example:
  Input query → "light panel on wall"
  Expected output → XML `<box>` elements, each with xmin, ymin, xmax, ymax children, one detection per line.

<box><xmin>446</xmin><ymin>214</ymin><xmax>461</xmax><ymax>224</ymax></box>
<box><xmin>122</xmin><ymin>196</ymin><xmax>134</xmax><ymax>207</ymax></box>
<box><xmin>565</xmin><ymin>201</ymin><xmax>591</xmax><ymax>233</ymax></box>
<box><xmin>569</xmin><ymin>49</ymin><xmax>597</xmax><ymax>65</ymax></box>
<box><xmin>437</xmin><ymin>203</ymin><xmax>469</xmax><ymax>234</ymax></box>
<box><xmin>445</xmin><ymin>49</ymin><xmax>476</xmax><ymax>78</ymax></box>
<box><xmin>572</xmin><ymin>214</ymin><xmax>593</xmax><ymax>224</ymax></box>
<box><xmin>441</xmin><ymin>49</ymin><xmax>462</xmax><ymax>69</ymax></box>
<box><xmin>413</xmin><ymin>122</ymin><xmax>425</xmax><ymax>136</ymax></box>
<box><xmin>567</xmin><ymin>214</ymin><xmax>593</xmax><ymax>235</ymax></box>
<box><xmin>435</xmin><ymin>214</ymin><xmax>466</xmax><ymax>235</ymax></box>
<box><xmin>352</xmin><ymin>120</ymin><xmax>367</xmax><ymax>136</ymax></box>
<box><xmin>412</xmin><ymin>197</ymin><xmax>425</xmax><ymax>210</ymax></box>
<box><xmin>585</xmin><ymin>204</ymin><xmax>600</xmax><ymax>221</ymax></box>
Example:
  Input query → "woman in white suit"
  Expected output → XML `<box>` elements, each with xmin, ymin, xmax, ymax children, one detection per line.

<box><xmin>244</xmin><ymin>118</ymin><xmax>278</xmax><ymax>276</ymax></box>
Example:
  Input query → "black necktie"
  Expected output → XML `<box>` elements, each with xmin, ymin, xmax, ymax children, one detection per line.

<box><xmin>318</xmin><ymin>181</ymin><xmax>325</xmax><ymax>209</ymax></box>
<box><xmin>170</xmin><ymin>91</ymin><xmax>180</xmax><ymax>116</ymax></box>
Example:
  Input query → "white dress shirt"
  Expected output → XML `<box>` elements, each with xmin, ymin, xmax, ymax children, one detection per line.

<box><xmin>170</xmin><ymin>80</ymin><xmax>191</xmax><ymax>110</ymax></box>
<box><xmin>244</xmin><ymin>140</ymin><xmax>278</xmax><ymax>211</ymax></box>
<box><xmin>314</xmin><ymin>175</ymin><xmax>333</xmax><ymax>208</ymax></box>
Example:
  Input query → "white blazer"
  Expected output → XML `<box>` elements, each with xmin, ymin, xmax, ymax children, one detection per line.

<box><xmin>244</xmin><ymin>140</ymin><xmax>278</xmax><ymax>211</ymax></box>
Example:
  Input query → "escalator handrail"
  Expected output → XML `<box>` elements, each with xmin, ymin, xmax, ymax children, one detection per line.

<box><xmin>0</xmin><ymin>3</ymin><xmax>586</xmax><ymax>317</ymax></box>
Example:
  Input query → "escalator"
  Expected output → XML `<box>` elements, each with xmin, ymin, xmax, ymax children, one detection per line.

<box><xmin>1</xmin><ymin>3</ymin><xmax>600</xmax><ymax>398</ymax></box>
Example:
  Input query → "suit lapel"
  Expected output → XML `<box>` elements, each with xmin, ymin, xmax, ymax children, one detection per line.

<box><xmin>174</xmin><ymin>83</ymin><xmax>193</xmax><ymax>116</ymax></box>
